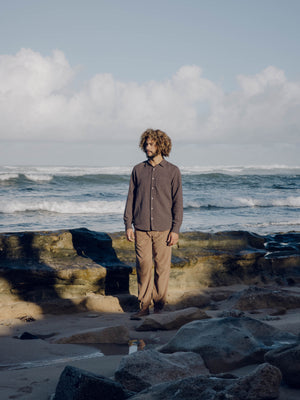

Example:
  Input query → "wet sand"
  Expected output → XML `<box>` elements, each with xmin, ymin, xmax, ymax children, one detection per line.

<box><xmin>0</xmin><ymin>311</ymin><xmax>177</xmax><ymax>400</ymax></box>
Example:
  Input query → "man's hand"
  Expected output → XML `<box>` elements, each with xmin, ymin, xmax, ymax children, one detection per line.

<box><xmin>167</xmin><ymin>232</ymin><xmax>179</xmax><ymax>246</ymax></box>
<box><xmin>126</xmin><ymin>228</ymin><xmax>135</xmax><ymax>242</ymax></box>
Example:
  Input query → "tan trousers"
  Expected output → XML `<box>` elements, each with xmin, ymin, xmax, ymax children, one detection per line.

<box><xmin>135</xmin><ymin>230</ymin><xmax>172</xmax><ymax>310</ymax></box>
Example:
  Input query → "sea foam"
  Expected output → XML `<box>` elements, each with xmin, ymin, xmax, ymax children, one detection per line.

<box><xmin>0</xmin><ymin>200</ymin><xmax>125</xmax><ymax>214</ymax></box>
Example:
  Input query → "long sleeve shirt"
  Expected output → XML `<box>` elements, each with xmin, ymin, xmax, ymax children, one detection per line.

<box><xmin>124</xmin><ymin>159</ymin><xmax>183</xmax><ymax>234</ymax></box>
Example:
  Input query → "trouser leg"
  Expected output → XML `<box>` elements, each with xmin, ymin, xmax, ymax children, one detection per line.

<box><xmin>135</xmin><ymin>230</ymin><xmax>153</xmax><ymax>310</ymax></box>
<box><xmin>152</xmin><ymin>230</ymin><xmax>172</xmax><ymax>309</ymax></box>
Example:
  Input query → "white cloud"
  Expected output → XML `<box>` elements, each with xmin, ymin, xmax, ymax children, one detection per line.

<box><xmin>0</xmin><ymin>49</ymin><xmax>299</xmax><ymax>146</ymax></box>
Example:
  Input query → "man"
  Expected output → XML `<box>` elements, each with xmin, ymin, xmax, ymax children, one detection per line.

<box><xmin>124</xmin><ymin>129</ymin><xmax>183</xmax><ymax>319</ymax></box>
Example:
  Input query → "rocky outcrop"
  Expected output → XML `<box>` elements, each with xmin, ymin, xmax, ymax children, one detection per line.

<box><xmin>0</xmin><ymin>229</ymin><xmax>133</xmax><ymax>315</ymax></box>
<box><xmin>129</xmin><ymin>363</ymin><xmax>282</xmax><ymax>400</ymax></box>
<box><xmin>114</xmin><ymin>349</ymin><xmax>209</xmax><ymax>392</ymax></box>
<box><xmin>159</xmin><ymin>316</ymin><xmax>297</xmax><ymax>373</ymax></box>
<box><xmin>111</xmin><ymin>230</ymin><xmax>300</xmax><ymax>289</ymax></box>
<box><xmin>265</xmin><ymin>343</ymin><xmax>300</xmax><ymax>388</ymax></box>
<box><xmin>1</xmin><ymin>228</ymin><xmax>300</xmax><ymax>316</ymax></box>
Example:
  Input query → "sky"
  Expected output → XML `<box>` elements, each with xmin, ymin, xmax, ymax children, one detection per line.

<box><xmin>0</xmin><ymin>0</ymin><xmax>299</xmax><ymax>167</ymax></box>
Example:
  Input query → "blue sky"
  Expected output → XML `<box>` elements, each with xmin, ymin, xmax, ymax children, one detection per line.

<box><xmin>0</xmin><ymin>0</ymin><xmax>299</xmax><ymax>166</ymax></box>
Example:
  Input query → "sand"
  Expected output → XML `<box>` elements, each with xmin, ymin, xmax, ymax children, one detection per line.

<box><xmin>0</xmin><ymin>304</ymin><xmax>299</xmax><ymax>400</ymax></box>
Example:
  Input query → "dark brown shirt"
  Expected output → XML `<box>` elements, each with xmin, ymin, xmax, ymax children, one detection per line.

<box><xmin>124</xmin><ymin>159</ymin><xmax>183</xmax><ymax>234</ymax></box>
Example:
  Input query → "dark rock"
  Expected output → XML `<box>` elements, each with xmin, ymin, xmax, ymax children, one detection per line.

<box><xmin>229</xmin><ymin>286</ymin><xmax>300</xmax><ymax>311</ymax></box>
<box><xmin>265</xmin><ymin>343</ymin><xmax>300</xmax><ymax>388</ymax></box>
<box><xmin>135</xmin><ymin>307</ymin><xmax>210</xmax><ymax>331</ymax></box>
<box><xmin>264</xmin><ymin>232</ymin><xmax>300</xmax><ymax>257</ymax></box>
<box><xmin>114</xmin><ymin>349</ymin><xmax>209</xmax><ymax>392</ymax></box>
<box><xmin>217</xmin><ymin>309</ymin><xmax>245</xmax><ymax>318</ymax></box>
<box><xmin>19</xmin><ymin>332</ymin><xmax>40</xmax><ymax>340</ymax></box>
<box><xmin>53</xmin><ymin>365</ymin><xmax>132</xmax><ymax>400</ymax></box>
<box><xmin>159</xmin><ymin>316</ymin><xmax>297</xmax><ymax>373</ymax></box>
<box><xmin>18</xmin><ymin>315</ymin><xmax>36</xmax><ymax>322</ymax></box>
<box><xmin>269</xmin><ymin>307</ymin><xmax>287</xmax><ymax>316</ymax></box>
<box><xmin>129</xmin><ymin>363</ymin><xmax>281</xmax><ymax>400</ymax></box>
<box><xmin>227</xmin><ymin>363</ymin><xmax>282</xmax><ymax>399</ymax></box>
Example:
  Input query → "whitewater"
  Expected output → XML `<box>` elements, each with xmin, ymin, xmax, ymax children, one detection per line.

<box><xmin>0</xmin><ymin>165</ymin><xmax>299</xmax><ymax>234</ymax></box>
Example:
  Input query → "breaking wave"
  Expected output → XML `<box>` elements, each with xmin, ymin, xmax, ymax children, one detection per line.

<box><xmin>0</xmin><ymin>200</ymin><xmax>125</xmax><ymax>215</ymax></box>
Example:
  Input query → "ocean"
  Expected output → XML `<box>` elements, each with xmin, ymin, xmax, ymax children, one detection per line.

<box><xmin>0</xmin><ymin>165</ymin><xmax>299</xmax><ymax>235</ymax></box>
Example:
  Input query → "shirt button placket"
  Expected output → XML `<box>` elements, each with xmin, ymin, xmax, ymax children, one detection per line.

<box><xmin>150</xmin><ymin>167</ymin><xmax>155</xmax><ymax>229</ymax></box>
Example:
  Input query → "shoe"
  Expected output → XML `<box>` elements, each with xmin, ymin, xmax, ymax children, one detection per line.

<box><xmin>153</xmin><ymin>303</ymin><xmax>164</xmax><ymax>314</ymax></box>
<box><xmin>130</xmin><ymin>308</ymin><xmax>150</xmax><ymax>320</ymax></box>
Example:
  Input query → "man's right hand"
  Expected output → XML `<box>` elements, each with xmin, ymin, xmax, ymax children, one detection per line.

<box><xmin>126</xmin><ymin>228</ymin><xmax>135</xmax><ymax>242</ymax></box>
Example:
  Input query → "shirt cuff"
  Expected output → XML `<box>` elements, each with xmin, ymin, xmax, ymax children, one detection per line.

<box><xmin>171</xmin><ymin>225</ymin><xmax>180</xmax><ymax>234</ymax></box>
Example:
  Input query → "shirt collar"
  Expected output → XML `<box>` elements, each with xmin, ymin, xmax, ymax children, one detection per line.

<box><xmin>145</xmin><ymin>158</ymin><xmax>166</xmax><ymax>168</ymax></box>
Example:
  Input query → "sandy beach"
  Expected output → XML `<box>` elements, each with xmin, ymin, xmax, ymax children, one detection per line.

<box><xmin>1</xmin><ymin>293</ymin><xmax>300</xmax><ymax>400</ymax></box>
<box><xmin>0</xmin><ymin>309</ymin><xmax>179</xmax><ymax>400</ymax></box>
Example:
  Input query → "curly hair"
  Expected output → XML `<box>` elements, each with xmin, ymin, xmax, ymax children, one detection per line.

<box><xmin>139</xmin><ymin>129</ymin><xmax>172</xmax><ymax>157</ymax></box>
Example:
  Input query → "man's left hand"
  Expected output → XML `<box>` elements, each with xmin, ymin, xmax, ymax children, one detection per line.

<box><xmin>167</xmin><ymin>232</ymin><xmax>179</xmax><ymax>246</ymax></box>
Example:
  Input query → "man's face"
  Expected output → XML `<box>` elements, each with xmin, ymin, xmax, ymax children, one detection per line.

<box><xmin>145</xmin><ymin>139</ymin><xmax>158</xmax><ymax>159</ymax></box>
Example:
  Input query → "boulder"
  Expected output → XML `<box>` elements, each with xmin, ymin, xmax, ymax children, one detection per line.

<box><xmin>114</xmin><ymin>349</ymin><xmax>209</xmax><ymax>392</ymax></box>
<box><xmin>159</xmin><ymin>316</ymin><xmax>297</xmax><ymax>373</ymax></box>
<box><xmin>135</xmin><ymin>307</ymin><xmax>210</xmax><ymax>331</ymax></box>
<box><xmin>55</xmin><ymin>325</ymin><xmax>130</xmax><ymax>345</ymax></box>
<box><xmin>53</xmin><ymin>365</ymin><xmax>132</xmax><ymax>400</ymax></box>
<box><xmin>80</xmin><ymin>294</ymin><xmax>123</xmax><ymax>313</ymax></box>
<box><xmin>129</xmin><ymin>363</ymin><xmax>281</xmax><ymax>400</ymax></box>
<box><xmin>226</xmin><ymin>363</ymin><xmax>282</xmax><ymax>399</ymax></box>
<box><xmin>265</xmin><ymin>343</ymin><xmax>300</xmax><ymax>388</ymax></box>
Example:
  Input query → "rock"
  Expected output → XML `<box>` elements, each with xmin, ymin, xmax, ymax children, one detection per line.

<box><xmin>114</xmin><ymin>349</ymin><xmax>209</xmax><ymax>392</ymax></box>
<box><xmin>0</xmin><ymin>229</ymin><xmax>132</xmax><ymax>316</ymax></box>
<box><xmin>159</xmin><ymin>316</ymin><xmax>297</xmax><ymax>373</ymax></box>
<box><xmin>55</xmin><ymin>325</ymin><xmax>130</xmax><ymax>345</ymax></box>
<box><xmin>217</xmin><ymin>309</ymin><xmax>245</xmax><ymax>318</ymax></box>
<box><xmin>229</xmin><ymin>286</ymin><xmax>300</xmax><ymax>311</ymax></box>
<box><xmin>1</xmin><ymin>229</ymin><xmax>300</xmax><ymax>317</ymax></box>
<box><xmin>265</xmin><ymin>343</ymin><xmax>300</xmax><ymax>388</ymax></box>
<box><xmin>129</xmin><ymin>363</ymin><xmax>281</xmax><ymax>400</ymax></box>
<box><xmin>111</xmin><ymin>230</ymin><xmax>300</xmax><ymax>289</ymax></box>
<box><xmin>18</xmin><ymin>331</ymin><xmax>40</xmax><ymax>340</ymax></box>
<box><xmin>265</xmin><ymin>232</ymin><xmax>300</xmax><ymax>258</ymax></box>
<box><xmin>135</xmin><ymin>307</ymin><xmax>210</xmax><ymax>331</ymax></box>
<box><xmin>80</xmin><ymin>294</ymin><xmax>123</xmax><ymax>313</ymax></box>
<box><xmin>53</xmin><ymin>365</ymin><xmax>132</xmax><ymax>400</ymax></box>
<box><xmin>227</xmin><ymin>363</ymin><xmax>282</xmax><ymax>400</ymax></box>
